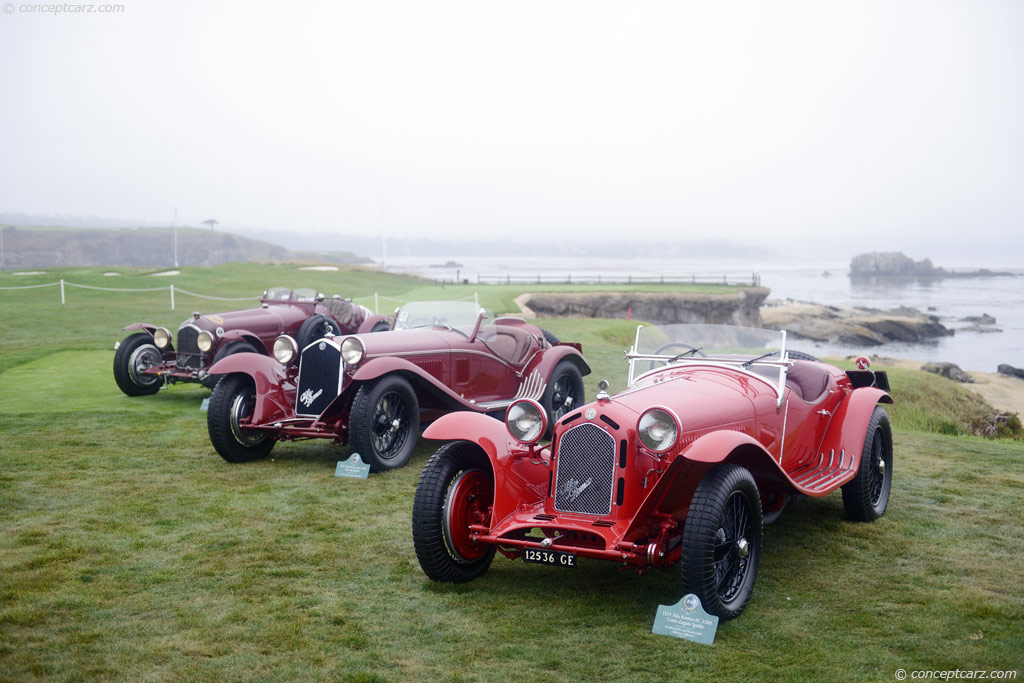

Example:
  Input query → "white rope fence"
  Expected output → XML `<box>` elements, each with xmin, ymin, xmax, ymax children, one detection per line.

<box><xmin>0</xmin><ymin>280</ymin><xmax>480</xmax><ymax>313</ymax></box>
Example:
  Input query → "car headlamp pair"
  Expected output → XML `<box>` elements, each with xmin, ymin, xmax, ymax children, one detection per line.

<box><xmin>272</xmin><ymin>334</ymin><xmax>365</xmax><ymax>366</ymax></box>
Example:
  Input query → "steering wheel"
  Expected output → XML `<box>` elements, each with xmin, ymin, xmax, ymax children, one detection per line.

<box><xmin>648</xmin><ymin>341</ymin><xmax>707</xmax><ymax>372</ymax></box>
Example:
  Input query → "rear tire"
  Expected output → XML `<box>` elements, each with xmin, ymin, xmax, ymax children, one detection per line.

<box><xmin>680</xmin><ymin>464</ymin><xmax>763</xmax><ymax>620</ymax></box>
<box><xmin>787</xmin><ymin>350</ymin><xmax>821</xmax><ymax>362</ymax></box>
<box><xmin>541</xmin><ymin>360</ymin><xmax>584</xmax><ymax>428</ymax></box>
<box><xmin>842</xmin><ymin>406</ymin><xmax>893</xmax><ymax>521</ymax></box>
<box><xmin>371</xmin><ymin>321</ymin><xmax>391</xmax><ymax>332</ymax></box>
<box><xmin>349</xmin><ymin>375</ymin><xmax>420</xmax><ymax>472</ymax></box>
<box><xmin>207</xmin><ymin>374</ymin><xmax>275</xmax><ymax>463</ymax></box>
<box><xmin>540</xmin><ymin>328</ymin><xmax>560</xmax><ymax>346</ymax></box>
<box><xmin>113</xmin><ymin>333</ymin><xmax>163</xmax><ymax>396</ymax></box>
<box><xmin>412</xmin><ymin>441</ymin><xmax>496</xmax><ymax>582</ymax></box>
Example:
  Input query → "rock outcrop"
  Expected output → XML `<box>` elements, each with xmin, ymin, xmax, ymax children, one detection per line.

<box><xmin>524</xmin><ymin>288</ymin><xmax>769</xmax><ymax>326</ymax></box>
<box><xmin>761</xmin><ymin>301</ymin><xmax>953</xmax><ymax>345</ymax></box>
<box><xmin>922</xmin><ymin>362</ymin><xmax>973</xmax><ymax>383</ymax></box>
<box><xmin>849</xmin><ymin>252</ymin><xmax>1010</xmax><ymax>279</ymax></box>
<box><xmin>997</xmin><ymin>364</ymin><xmax>1024</xmax><ymax>380</ymax></box>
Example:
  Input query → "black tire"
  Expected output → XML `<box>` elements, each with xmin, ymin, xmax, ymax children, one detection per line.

<box><xmin>207</xmin><ymin>374</ymin><xmax>275</xmax><ymax>463</ymax></box>
<box><xmin>541</xmin><ymin>360</ymin><xmax>584</xmax><ymax>428</ymax></box>
<box><xmin>412</xmin><ymin>441</ymin><xmax>496</xmax><ymax>582</ymax></box>
<box><xmin>371</xmin><ymin>321</ymin><xmax>392</xmax><ymax>333</ymax></box>
<box><xmin>540</xmin><ymin>328</ymin><xmax>560</xmax><ymax>346</ymax></box>
<box><xmin>680</xmin><ymin>464</ymin><xmax>763</xmax><ymax>620</ymax></box>
<box><xmin>201</xmin><ymin>340</ymin><xmax>260</xmax><ymax>388</ymax></box>
<box><xmin>841</xmin><ymin>406</ymin><xmax>893</xmax><ymax>521</ymax></box>
<box><xmin>787</xmin><ymin>350</ymin><xmax>821</xmax><ymax>362</ymax></box>
<box><xmin>113</xmin><ymin>333</ymin><xmax>164</xmax><ymax>396</ymax></box>
<box><xmin>349</xmin><ymin>375</ymin><xmax>420</xmax><ymax>472</ymax></box>
<box><xmin>297</xmin><ymin>314</ymin><xmax>342</xmax><ymax>351</ymax></box>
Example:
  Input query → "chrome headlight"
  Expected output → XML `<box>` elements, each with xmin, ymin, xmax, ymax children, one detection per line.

<box><xmin>273</xmin><ymin>335</ymin><xmax>298</xmax><ymax>364</ymax></box>
<box><xmin>638</xmin><ymin>407</ymin><xmax>679</xmax><ymax>453</ymax></box>
<box><xmin>505</xmin><ymin>398</ymin><xmax>547</xmax><ymax>444</ymax></box>
<box><xmin>196</xmin><ymin>330</ymin><xmax>214</xmax><ymax>353</ymax></box>
<box><xmin>340</xmin><ymin>336</ymin><xmax>364</xmax><ymax>365</ymax></box>
<box><xmin>152</xmin><ymin>327</ymin><xmax>171</xmax><ymax>349</ymax></box>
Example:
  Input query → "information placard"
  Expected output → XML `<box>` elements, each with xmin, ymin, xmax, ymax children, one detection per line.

<box><xmin>652</xmin><ymin>594</ymin><xmax>719</xmax><ymax>645</ymax></box>
<box><xmin>334</xmin><ymin>453</ymin><xmax>370</xmax><ymax>479</ymax></box>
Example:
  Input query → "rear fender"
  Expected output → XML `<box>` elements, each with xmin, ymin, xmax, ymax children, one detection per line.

<box><xmin>622</xmin><ymin>430</ymin><xmax>780</xmax><ymax>542</ymax></box>
<box><xmin>528</xmin><ymin>345</ymin><xmax>591</xmax><ymax>380</ymax></box>
<box><xmin>423</xmin><ymin>412</ymin><xmax>549</xmax><ymax>526</ymax></box>
<box><xmin>357</xmin><ymin>314</ymin><xmax>392</xmax><ymax>333</ymax></box>
<box><xmin>351</xmin><ymin>357</ymin><xmax>474</xmax><ymax>410</ymax></box>
<box><xmin>208</xmin><ymin>353</ymin><xmax>292</xmax><ymax>424</ymax></box>
<box><xmin>219</xmin><ymin>330</ymin><xmax>268</xmax><ymax>354</ymax></box>
<box><xmin>819</xmin><ymin>387</ymin><xmax>892</xmax><ymax>476</ymax></box>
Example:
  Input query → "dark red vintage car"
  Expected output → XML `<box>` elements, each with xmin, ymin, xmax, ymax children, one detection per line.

<box><xmin>204</xmin><ymin>300</ymin><xmax>590</xmax><ymax>472</ymax></box>
<box><xmin>412</xmin><ymin>323</ymin><xmax>893</xmax><ymax>620</ymax></box>
<box><xmin>114</xmin><ymin>287</ymin><xmax>390</xmax><ymax>396</ymax></box>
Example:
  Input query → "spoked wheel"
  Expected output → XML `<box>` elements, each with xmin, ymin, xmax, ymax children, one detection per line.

<box><xmin>207</xmin><ymin>374</ymin><xmax>275</xmax><ymax>463</ymax></box>
<box><xmin>113</xmin><ymin>333</ymin><xmax>164</xmax><ymax>396</ymax></box>
<box><xmin>349</xmin><ymin>375</ymin><xmax>420</xmax><ymax>472</ymax></box>
<box><xmin>680</xmin><ymin>464</ymin><xmax>763</xmax><ymax>620</ymax></box>
<box><xmin>541</xmin><ymin>360</ymin><xmax>584</xmax><ymax>428</ymax></box>
<box><xmin>842</xmin><ymin>406</ymin><xmax>893</xmax><ymax>521</ymax></box>
<box><xmin>412</xmin><ymin>441</ymin><xmax>496</xmax><ymax>582</ymax></box>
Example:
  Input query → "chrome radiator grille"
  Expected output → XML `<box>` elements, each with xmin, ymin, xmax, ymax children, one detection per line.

<box><xmin>553</xmin><ymin>422</ymin><xmax>616</xmax><ymax>516</ymax></box>
<box><xmin>295</xmin><ymin>340</ymin><xmax>342</xmax><ymax>416</ymax></box>
<box><xmin>175</xmin><ymin>325</ymin><xmax>201</xmax><ymax>369</ymax></box>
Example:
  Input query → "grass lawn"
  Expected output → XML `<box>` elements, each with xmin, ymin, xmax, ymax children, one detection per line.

<box><xmin>1</xmin><ymin>265</ymin><xmax>1022</xmax><ymax>681</ymax></box>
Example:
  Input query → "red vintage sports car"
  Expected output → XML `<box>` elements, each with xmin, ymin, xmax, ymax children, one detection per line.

<box><xmin>412</xmin><ymin>323</ymin><xmax>893</xmax><ymax>620</ymax></box>
<box><xmin>204</xmin><ymin>300</ymin><xmax>590</xmax><ymax>472</ymax></box>
<box><xmin>114</xmin><ymin>287</ymin><xmax>390</xmax><ymax>396</ymax></box>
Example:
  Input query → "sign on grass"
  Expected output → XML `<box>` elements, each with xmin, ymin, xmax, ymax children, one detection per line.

<box><xmin>652</xmin><ymin>594</ymin><xmax>719</xmax><ymax>645</ymax></box>
<box><xmin>335</xmin><ymin>453</ymin><xmax>370</xmax><ymax>479</ymax></box>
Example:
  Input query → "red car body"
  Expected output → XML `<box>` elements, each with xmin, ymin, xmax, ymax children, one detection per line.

<box><xmin>113</xmin><ymin>287</ymin><xmax>389</xmax><ymax>395</ymax></box>
<box><xmin>412</xmin><ymin>324</ymin><xmax>894</xmax><ymax>620</ymax></box>
<box><xmin>204</xmin><ymin>301</ymin><xmax>590</xmax><ymax>472</ymax></box>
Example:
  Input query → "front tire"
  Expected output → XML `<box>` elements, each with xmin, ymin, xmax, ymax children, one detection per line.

<box><xmin>349</xmin><ymin>375</ymin><xmax>420</xmax><ymax>472</ymax></box>
<box><xmin>207</xmin><ymin>374</ymin><xmax>275</xmax><ymax>463</ymax></box>
<box><xmin>842</xmin><ymin>406</ymin><xmax>893</xmax><ymax>521</ymax></box>
<box><xmin>412</xmin><ymin>442</ymin><xmax>496</xmax><ymax>582</ymax></box>
<box><xmin>541</xmin><ymin>360</ymin><xmax>584</xmax><ymax>427</ymax></box>
<box><xmin>680</xmin><ymin>464</ymin><xmax>763</xmax><ymax>620</ymax></box>
<box><xmin>113</xmin><ymin>333</ymin><xmax>164</xmax><ymax>396</ymax></box>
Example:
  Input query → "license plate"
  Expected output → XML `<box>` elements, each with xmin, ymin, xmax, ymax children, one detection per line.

<box><xmin>522</xmin><ymin>548</ymin><xmax>576</xmax><ymax>568</ymax></box>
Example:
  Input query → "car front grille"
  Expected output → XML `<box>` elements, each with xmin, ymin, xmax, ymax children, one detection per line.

<box><xmin>295</xmin><ymin>340</ymin><xmax>342</xmax><ymax>416</ymax></box>
<box><xmin>176</xmin><ymin>325</ymin><xmax>202</xmax><ymax>369</ymax></box>
<box><xmin>553</xmin><ymin>422</ymin><xmax>616</xmax><ymax>516</ymax></box>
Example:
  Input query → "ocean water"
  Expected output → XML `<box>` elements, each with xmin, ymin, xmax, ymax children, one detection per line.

<box><xmin>381</xmin><ymin>255</ymin><xmax>1024</xmax><ymax>373</ymax></box>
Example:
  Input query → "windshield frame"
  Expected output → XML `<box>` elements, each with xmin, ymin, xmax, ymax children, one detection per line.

<box><xmin>626</xmin><ymin>324</ymin><xmax>791</xmax><ymax>405</ymax></box>
<box><xmin>393</xmin><ymin>300</ymin><xmax>487</xmax><ymax>336</ymax></box>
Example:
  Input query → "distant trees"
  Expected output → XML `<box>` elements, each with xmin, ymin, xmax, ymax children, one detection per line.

<box><xmin>201</xmin><ymin>219</ymin><xmax>220</xmax><ymax>231</ymax></box>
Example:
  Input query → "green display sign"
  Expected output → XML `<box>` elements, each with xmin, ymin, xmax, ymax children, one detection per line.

<box><xmin>335</xmin><ymin>453</ymin><xmax>370</xmax><ymax>479</ymax></box>
<box><xmin>652</xmin><ymin>594</ymin><xmax>719</xmax><ymax>645</ymax></box>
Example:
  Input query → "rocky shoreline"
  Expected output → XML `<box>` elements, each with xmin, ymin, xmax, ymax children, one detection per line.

<box><xmin>761</xmin><ymin>300</ymin><xmax>954</xmax><ymax>346</ymax></box>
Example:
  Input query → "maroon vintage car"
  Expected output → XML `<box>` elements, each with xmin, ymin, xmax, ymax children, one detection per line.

<box><xmin>114</xmin><ymin>287</ymin><xmax>390</xmax><ymax>396</ymax></box>
<box><xmin>205</xmin><ymin>300</ymin><xmax>590</xmax><ymax>472</ymax></box>
<box><xmin>412</xmin><ymin>323</ymin><xmax>893</xmax><ymax>620</ymax></box>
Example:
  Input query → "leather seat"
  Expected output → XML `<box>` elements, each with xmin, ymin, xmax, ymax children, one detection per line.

<box><xmin>478</xmin><ymin>325</ymin><xmax>534</xmax><ymax>365</ymax></box>
<box><xmin>786</xmin><ymin>360</ymin><xmax>831</xmax><ymax>403</ymax></box>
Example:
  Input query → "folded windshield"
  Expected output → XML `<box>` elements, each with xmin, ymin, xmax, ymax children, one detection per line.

<box><xmin>629</xmin><ymin>324</ymin><xmax>788</xmax><ymax>391</ymax></box>
<box><xmin>394</xmin><ymin>301</ymin><xmax>484</xmax><ymax>334</ymax></box>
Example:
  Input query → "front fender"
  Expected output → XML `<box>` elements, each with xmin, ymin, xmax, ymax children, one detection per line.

<box><xmin>423</xmin><ymin>412</ymin><xmax>549</xmax><ymax>528</ymax></box>
<box><xmin>208</xmin><ymin>353</ymin><xmax>293</xmax><ymax>424</ymax></box>
<box><xmin>123</xmin><ymin>323</ymin><xmax>158</xmax><ymax>334</ymax></box>
<box><xmin>357</xmin><ymin>314</ymin><xmax>392</xmax><ymax>333</ymax></box>
<box><xmin>352</xmin><ymin>357</ymin><xmax>474</xmax><ymax>409</ymax></box>
<box><xmin>219</xmin><ymin>330</ymin><xmax>268</xmax><ymax>354</ymax></box>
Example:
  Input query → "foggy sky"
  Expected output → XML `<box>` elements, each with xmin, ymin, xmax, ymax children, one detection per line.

<box><xmin>1</xmin><ymin>0</ymin><xmax>1021</xmax><ymax>260</ymax></box>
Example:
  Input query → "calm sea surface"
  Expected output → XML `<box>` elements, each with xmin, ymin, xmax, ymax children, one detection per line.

<box><xmin>382</xmin><ymin>255</ymin><xmax>1024</xmax><ymax>373</ymax></box>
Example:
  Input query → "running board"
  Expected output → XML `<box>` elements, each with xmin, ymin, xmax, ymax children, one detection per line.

<box><xmin>786</xmin><ymin>449</ymin><xmax>856</xmax><ymax>493</ymax></box>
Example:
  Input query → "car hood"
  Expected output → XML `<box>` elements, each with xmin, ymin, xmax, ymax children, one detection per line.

<box><xmin>358</xmin><ymin>327</ymin><xmax>456</xmax><ymax>356</ymax></box>
<box><xmin>180</xmin><ymin>306</ymin><xmax>292</xmax><ymax>335</ymax></box>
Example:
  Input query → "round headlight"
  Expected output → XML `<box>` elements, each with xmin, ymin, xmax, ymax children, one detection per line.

<box><xmin>152</xmin><ymin>327</ymin><xmax>171</xmax><ymax>349</ymax></box>
<box><xmin>638</xmin><ymin>408</ymin><xmax>679</xmax><ymax>453</ymax></box>
<box><xmin>273</xmin><ymin>335</ymin><xmax>298</xmax><ymax>364</ymax></box>
<box><xmin>196</xmin><ymin>330</ymin><xmax>214</xmax><ymax>353</ymax></box>
<box><xmin>505</xmin><ymin>398</ymin><xmax>547</xmax><ymax>444</ymax></box>
<box><xmin>340</xmin><ymin>337</ymin><xmax>364</xmax><ymax>365</ymax></box>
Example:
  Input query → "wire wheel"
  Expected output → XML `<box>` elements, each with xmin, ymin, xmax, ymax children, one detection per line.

<box><xmin>370</xmin><ymin>391</ymin><xmax>410</xmax><ymax>457</ymax></box>
<box><xmin>350</xmin><ymin>375</ymin><xmax>421</xmax><ymax>472</ymax></box>
<box><xmin>713</xmin><ymin>491</ymin><xmax>754</xmax><ymax>604</ymax></box>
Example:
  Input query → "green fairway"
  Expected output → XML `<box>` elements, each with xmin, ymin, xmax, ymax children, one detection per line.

<box><xmin>1</xmin><ymin>265</ymin><xmax>1022</xmax><ymax>681</ymax></box>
